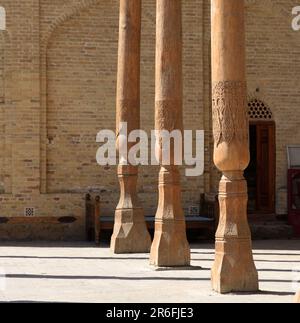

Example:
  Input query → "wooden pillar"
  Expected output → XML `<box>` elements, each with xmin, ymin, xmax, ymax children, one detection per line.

<box><xmin>94</xmin><ymin>196</ymin><xmax>100</xmax><ymax>245</ymax></box>
<box><xmin>150</xmin><ymin>0</ymin><xmax>190</xmax><ymax>267</ymax></box>
<box><xmin>111</xmin><ymin>0</ymin><xmax>151</xmax><ymax>254</ymax></box>
<box><xmin>211</xmin><ymin>0</ymin><xmax>259</xmax><ymax>293</ymax></box>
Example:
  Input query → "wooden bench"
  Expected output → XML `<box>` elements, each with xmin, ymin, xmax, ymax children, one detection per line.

<box><xmin>85</xmin><ymin>194</ymin><xmax>217</xmax><ymax>243</ymax></box>
<box><xmin>100</xmin><ymin>216</ymin><xmax>215</xmax><ymax>230</ymax></box>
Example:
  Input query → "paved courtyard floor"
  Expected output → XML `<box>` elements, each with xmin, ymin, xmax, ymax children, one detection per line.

<box><xmin>0</xmin><ymin>240</ymin><xmax>299</xmax><ymax>303</ymax></box>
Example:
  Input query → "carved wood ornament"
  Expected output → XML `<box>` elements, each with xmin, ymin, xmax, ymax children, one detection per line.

<box><xmin>212</xmin><ymin>81</ymin><xmax>248</xmax><ymax>147</ymax></box>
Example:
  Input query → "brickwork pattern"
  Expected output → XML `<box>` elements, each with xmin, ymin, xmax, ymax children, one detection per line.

<box><xmin>0</xmin><ymin>0</ymin><xmax>298</xmax><ymax>239</ymax></box>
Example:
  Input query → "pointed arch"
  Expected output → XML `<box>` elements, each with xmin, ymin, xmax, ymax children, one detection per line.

<box><xmin>248</xmin><ymin>98</ymin><xmax>273</xmax><ymax>121</ymax></box>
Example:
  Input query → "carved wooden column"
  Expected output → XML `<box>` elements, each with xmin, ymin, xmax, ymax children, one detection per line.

<box><xmin>149</xmin><ymin>0</ymin><xmax>190</xmax><ymax>267</ymax></box>
<box><xmin>111</xmin><ymin>0</ymin><xmax>151</xmax><ymax>254</ymax></box>
<box><xmin>211</xmin><ymin>0</ymin><xmax>259</xmax><ymax>293</ymax></box>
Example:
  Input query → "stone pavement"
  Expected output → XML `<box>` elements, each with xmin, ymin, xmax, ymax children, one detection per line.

<box><xmin>0</xmin><ymin>240</ymin><xmax>299</xmax><ymax>303</ymax></box>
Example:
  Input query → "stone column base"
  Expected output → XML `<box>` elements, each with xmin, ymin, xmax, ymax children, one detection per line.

<box><xmin>150</xmin><ymin>220</ymin><xmax>190</xmax><ymax>267</ymax></box>
<box><xmin>111</xmin><ymin>208</ymin><xmax>151</xmax><ymax>254</ymax></box>
<box><xmin>211</xmin><ymin>175</ymin><xmax>259</xmax><ymax>293</ymax></box>
<box><xmin>212</xmin><ymin>238</ymin><xmax>259</xmax><ymax>294</ymax></box>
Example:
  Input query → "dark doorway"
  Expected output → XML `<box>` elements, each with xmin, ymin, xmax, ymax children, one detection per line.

<box><xmin>245</xmin><ymin>122</ymin><xmax>276</xmax><ymax>214</ymax></box>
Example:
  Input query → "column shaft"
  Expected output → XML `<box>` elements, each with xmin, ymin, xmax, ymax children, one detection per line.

<box><xmin>211</xmin><ymin>0</ymin><xmax>259</xmax><ymax>293</ymax></box>
<box><xmin>150</xmin><ymin>0</ymin><xmax>190</xmax><ymax>267</ymax></box>
<box><xmin>111</xmin><ymin>0</ymin><xmax>151</xmax><ymax>254</ymax></box>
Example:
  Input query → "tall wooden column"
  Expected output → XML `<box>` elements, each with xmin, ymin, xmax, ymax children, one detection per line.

<box><xmin>111</xmin><ymin>0</ymin><xmax>151</xmax><ymax>254</ymax></box>
<box><xmin>211</xmin><ymin>0</ymin><xmax>259</xmax><ymax>293</ymax></box>
<box><xmin>150</xmin><ymin>0</ymin><xmax>190</xmax><ymax>267</ymax></box>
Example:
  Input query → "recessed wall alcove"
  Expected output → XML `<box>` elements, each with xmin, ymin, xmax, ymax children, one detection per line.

<box><xmin>45</xmin><ymin>2</ymin><xmax>118</xmax><ymax>195</ymax></box>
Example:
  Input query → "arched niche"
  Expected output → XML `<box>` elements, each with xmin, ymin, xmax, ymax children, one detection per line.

<box><xmin>44</xmin><ymin>1</ymin><xmax>120</xmax><ymax>215</ymax></box>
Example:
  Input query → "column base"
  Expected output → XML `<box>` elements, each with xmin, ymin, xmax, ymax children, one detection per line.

<box><xmin>150</xmin><ymin>220</ymin><xmax>190</xmax><ymax>267</ymax></box>
<box><xmin>111</xmin><ymin>208</ymin><xmax>151</xmax><ymax>254</ymax></box>
<box><xmin>295</xmin><ymin>291</ymin><xmax>300</xmax><ymax>303</ymax></box>
<box><xmin>211</xmin><ymin>238</ymin><xmax>259</xmax><ymax>294</ymax></box>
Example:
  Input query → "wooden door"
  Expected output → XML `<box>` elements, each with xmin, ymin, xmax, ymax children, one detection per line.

<box><xmin>255</xmin><ymin>122</ymin><xmax>276</xmax><ymax>213</ymax></box>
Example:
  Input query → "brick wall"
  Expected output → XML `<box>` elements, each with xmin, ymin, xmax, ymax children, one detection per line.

<box><xmin>0</xmin><ymin>0</ymin><xmax>204</xmax><ymax>240</ymax></box>
<box><xmin>0</xmin><ymin>0</ymin><xmax>298</xmax><ymax>240</ymax></box>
